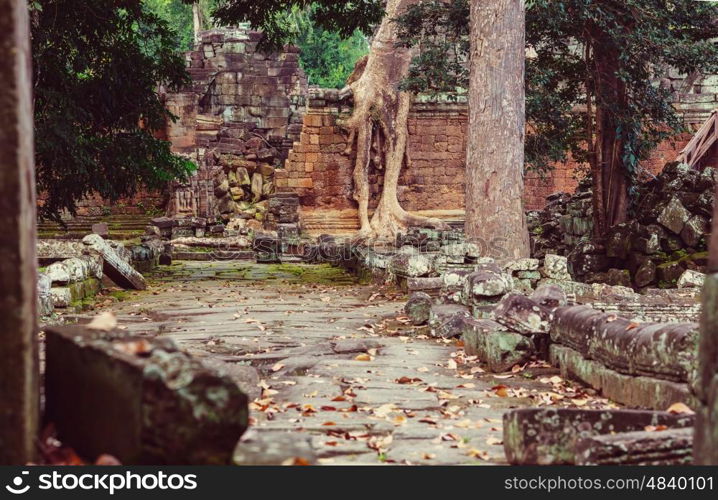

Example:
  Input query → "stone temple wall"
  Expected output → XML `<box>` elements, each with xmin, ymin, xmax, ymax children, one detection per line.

<box><xmin>277</xmin><ymin>90</ymin><xmax>467</xmax><ymax>212</ymax></box>
<box><xmin>163</xmin><ymin>26</ymin><xmax>308</xmax><ymax>220</ymax></box>
<box><xmin>281</xmin><ymin>78</ymin><xmax>718</xmax><ymax>217</ymax></box>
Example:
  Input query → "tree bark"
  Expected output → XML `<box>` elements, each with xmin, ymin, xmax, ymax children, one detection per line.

<box><xmin>588</xmin><ymin>27</ymin><xmax>629</xmax><ymax>237</ymax></box>
<box><xmin>695</xmin><ymin>183</ymin><xmax>718</xmax><ymax>465</ymax></box>
<box><xmin>465</xmin><ymin>0</ymin><xmax>530</xmax><ymax>259</ymax></box>
<box><xmin>193</xmin><ymin>2</ymin><xmax>204</xmax><ymax>47</ymax></box>
<box><xmin>0</xmin><ymin>0</ymin><xmax>39</xmax><ymax>465</ymax></box>
<box><xmin>342</xmin><ymin>0</ymin><xmax>449</xmax><ymax>242</ymax></box>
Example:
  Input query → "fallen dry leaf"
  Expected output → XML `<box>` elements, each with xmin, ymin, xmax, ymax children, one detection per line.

<box><xmin>467</xmin><ymin>448</ymin><xmax>489</xmax><ymax>460</ymax></box>
<box><xmin>666</xmin><ymin>402</ymin><xmax>694</xmax><ymax>415</ymax></box>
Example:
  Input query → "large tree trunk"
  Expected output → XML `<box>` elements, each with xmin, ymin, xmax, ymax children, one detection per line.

<box><xmin>192</xmin><ymin>2</ymin><xmax>204</xmax><ymax>47</ymax></box>
<box><xmin>695</xmin><ymin>183</ymin><xmax>718</xmax><ymax>465</ymax></box>
<box><xmin>589</xmin><ymin>30</ymin><xmax>629</xmax><ymax>237</ymax></box>
<box><xmin>342</xmin><ymin>0</ymin><xmax>449</xmax><ymax>242</ymax></box>
<box><xmin>0</xmin><ymin>0</ymin><xmax>39</xmax><ymax>464</ymax></box>
<box><xmin>465</xmin><ymin>0</ymin><xmax>530</xmax><ymax>259</ymax></box>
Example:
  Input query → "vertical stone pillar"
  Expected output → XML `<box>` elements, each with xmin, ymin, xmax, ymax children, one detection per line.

<box><xmin>0</xmin><ymin>0</ymin><xmax>39</xmax><ymax>465</ymax></box>
<box><xmin>695</xmin><ymin>185</ymin><xmax>718</xmax><ymax>464</ymax></box>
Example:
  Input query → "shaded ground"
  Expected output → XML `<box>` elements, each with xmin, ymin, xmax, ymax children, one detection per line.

<box><xmin>76</xmin><ymin>261</ymin><xmax>617</xmax><ymax>465</ymax></box>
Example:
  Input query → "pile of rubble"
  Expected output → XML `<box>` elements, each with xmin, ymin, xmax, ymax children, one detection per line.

<box><xmin>599</xmin><ymin>162</ymin><xmax>714</xmax><ymax>289</ymax></box>
<box><xmin>528</xmin><ymin>176</ymin><xmax>593</xmax><ymax>259</ymax></box>
<box><xmin>210</xmin><ymin>136</ymin><xmax>279</xmax><ymax>218</ymax></box>
<box><xmin>529</xmin><ymin>163</ymin><xmax>715</xmax><ymax>289</ymax></box>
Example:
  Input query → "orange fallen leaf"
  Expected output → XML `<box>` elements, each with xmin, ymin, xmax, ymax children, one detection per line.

<box><xmin>467</xmin><ymin>448</ymin><xmax>489</xmax><ymax>460</ymax></box>
<box><xmin>492</xmin><ymin>385</ymin><xmax>509</xmax><ymax>398</ymax></box>
<box><xmin>355</xmin><ymin>353</ymin><xmax>373</xmax><ymax>361</ymax></box>
<box><xmin>645</xmin><ymin>425</ymin><xmax>669</xmax><ymax>432</ymax></box>
<box><xmin>666</xmin><ymin>402</ymin><xmax>694</xmax><ymax>415</ymax></box>
<box><xmin>282</xmin><ymin>457</ymin><xmax>311</xmax><ymax>466</ymax></box>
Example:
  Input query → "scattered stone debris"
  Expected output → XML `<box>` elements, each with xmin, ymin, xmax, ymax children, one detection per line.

<box><xmin>82</xmin><ymin>234</ymin><xmax>147</xmax><ymax>290</ymax></box>
<box><xmin>45</xmin><ymin>324</ymin><xmax>249</xmax><ymax>465</ymax></box>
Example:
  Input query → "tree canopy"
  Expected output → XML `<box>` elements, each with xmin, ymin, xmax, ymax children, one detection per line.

<box><xmin>277</xmin><ymin>6</ymin><xmax>370</xmax><ymax>88</ymax></box>
<box><xmin>209</xmin><ymin>0</ymin><xmax>384</xmax><ymax>49</ymax></box>
<box><xmin>32</xmin><ymin>0</ymin><xmax>196</xmax><ymax>221</ymax></box>
<box><xmin>397</xmin><ymin>0</ymin><xmax>718</xmax><ymax>179</ymax></box>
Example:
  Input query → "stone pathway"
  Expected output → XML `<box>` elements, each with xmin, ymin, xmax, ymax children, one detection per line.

<box><xmin>79</xmin><ymin>261</ymin><xmax>616</xmax><ymax>465</ymax></box>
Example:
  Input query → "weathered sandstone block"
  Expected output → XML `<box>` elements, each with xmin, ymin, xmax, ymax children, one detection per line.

<box><xmin>45</xmin><ymin>325</ymin><xmax>249</xmax><ymax>464</ymax></box>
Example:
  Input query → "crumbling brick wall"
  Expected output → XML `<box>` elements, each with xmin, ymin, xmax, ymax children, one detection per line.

<box><xmin>162</xmin><ymin>26</ymin><xmax>308</xmax><ymax>219</ymax></box>
<box><xmin>279</xmin><ymin>90</ymin><xmax>467</xmax><ymax>212</ymax></box>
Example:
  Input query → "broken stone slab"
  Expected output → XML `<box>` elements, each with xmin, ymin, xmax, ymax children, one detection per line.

<box><xmin>37</xmin><ymin>239</ymin><xmax>86</xmax><ymax>263</ymax></box>
<box><xmin>405</xmin><ymin>277</ymin><xmax>444</xmax><ymax>295</ymax></box>
<box><xmin>441</xmin><ymin>268</ymin><xmax>473</xmax><ymax>290</ymax></box>
<box><xmin>428</xmin><ymin>304</ymin><xmax>471</xmax><ymax>338</ymax></box>
<box><xmin>461</xmin><ymin>317</ymin><xmax>535</xmax><ymax>373</ymax></box>
<box><xmin>511</xmin><ymin>277</ymin><xmax>534</xmax><ymax>295</ymax></box>
<box><xmin>44</xmin><ymin>256</ymin><xmax>101</xmax><ymax>285</ymax></box>
<box><xmin>49</xmin><ymin>278</ymin><xmax>101</xmax><ymax>308</ymax></box>
<box><xmin>550</xmin><ymin>344</ymin><xmax>696</xmax><ymax>409</ymax></box>
<box><xmin>542</xmin><ymin>254</ymin><xmax>571</xmax><ymax>280</ymax></box>
<box><xmin>530</xmin><ymin>284</ymin><xmax>568</xmax><ymax>309</ymax></box>
<box><xmin>681</xmin><ymin>215</ymin><xmax>709</xmax><ymax>248</ymax></box>
<box><xmin>552</xmin><ymin>305</ymin><xmax>698</xmax><ymax>382</ymax></box>
<box><xmin>441</xmin><ymin>242</ymin><xmax>477</xmax><ymax>263</ymax></box>
<box><xmin>635</xmin><ymin>259</ymin><xmax>657</xmax><ymax>288</ymax></box>
<box><xmin>45</xmin><ymin>325</ymin><xmax>248</xmax><ymax>464</ymax></box>
<box><xmin>574</xmin><ymin>427</ymin><xmax>693</xmax><ymax>465</ymax></box>
<box><xmin>82</xmin><ymin>234</ymin><xmax>146</xmax><ymax>290</ymax></box>
<box><xmin>550</xmin><ymin>305</ymin><xmax>606</xmax><ymax>355</ymax></box>
<box><xmin>389</xmin><ymin>252</ymin><xmax>434</xmax><ymax>278</ymax></box>
<box><xmin>493</xmin><ymin>293</ymin><xmax>552</xmax><ymax>335</ymax></box>
<box><xmin>503</xmin><ymin>258</ymin><xmax>540</xmax><ymax>273</ymax></box>
<box><xmin>678</xmin><ymin>269</ymin><xmax>705</xmax><ymax>289</ymax></box>
<box><xmin>405</xmin><ymin>292</ymin><xmax>433</xmax><ymax>326</ymax></box>
<box><xmin>658</xmin><ymin>196</ymin><xmax>691</xmax><ymax>234</ymax></box>
<box><xmin>503</xmin><ymin>408</ymin><xmax>694</xmax><ymax>465</ymax></box>
<box><xmin>589</xmin><ymin>320</ymin><xmax>698</xmax><ymax>383</ymax></box>
<box><xmin>462</xmin><ymin>264</ymin><xmax>512</xmax><ymax>305</ymax></box>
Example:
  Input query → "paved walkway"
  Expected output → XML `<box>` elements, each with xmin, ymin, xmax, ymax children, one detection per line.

<box><xmin>86</xmin><ymin>261</ymin><xmax>616</xmax><ymax>465</ymax></box>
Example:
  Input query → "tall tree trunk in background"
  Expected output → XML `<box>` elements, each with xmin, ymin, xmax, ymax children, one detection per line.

<box><xmin>465</xmin><ymin>0</ymin><xmax>530</xmax><ymax>259</ymax></box>
<box><xmin>343</xmin><ymin>0</ymin><xmax>449</xmax><ymax>242</ymax></box>
<box><xmin>588</xmin><ymin>28</ymin><xmax>629</xmax><ymax>238</ymax></box>
<box><xmin>193</xmin><ymin>2</ymin><xmax>204</xmax><ymax>47</ymax></box>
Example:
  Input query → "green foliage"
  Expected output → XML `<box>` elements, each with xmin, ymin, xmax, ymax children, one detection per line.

<box><xmin>33</xmin><ymin>0</ymin><xmax>196</xmax><ymax>221</ymax></box>
<box><xmin>207</xmin><ymin>0</ymin><xmax>383</xmax><ymax>49</ymax></box>
<box><xmin>144</xmin><ymin>0</ymin><xmax>194</xmax><ymax>50</ymax></box>
<box><xmin>396</xmin><ymin>0</ymin><xmax>718</xmax><ymax>177</ymax></box>
<box><xmin>281</xmin><ymin>6</ymin><xmax>369</xmax><ymax>88</ymax></box>
<box><xmin>146</xmin><ymin>0</ymin><xmax>220</xmax><ymax>51</ymax></box>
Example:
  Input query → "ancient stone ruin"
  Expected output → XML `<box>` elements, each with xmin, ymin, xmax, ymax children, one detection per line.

<box><xmin>163</xmin><ymin>27</ymin><xmax>307</xmax><ymax>221</ymax></box>
<box><xmin>6</xmin><ymin>22</ymin><xmax>718</xmax><ymax>467</ymax></box>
